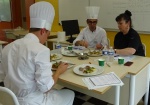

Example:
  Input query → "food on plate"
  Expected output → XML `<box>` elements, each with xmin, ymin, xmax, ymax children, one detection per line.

<box><xmin>79</xmin><ymin>66</ymin><xmax>95</xmax><ymax>73</ymax></box>
<box><xmin>50</xmin><ymin>54</ymin><xmax>57</xmax><ymax>60</ymax></box>
<box><xmin>52</xmin><ymin>61</ymin><xmax>62</xmax><ymax>68</ymax></box>
<box><xmin>88</xmin><ymin>50</ymin><xmax>101</xmax><ymax>55</ymax></box>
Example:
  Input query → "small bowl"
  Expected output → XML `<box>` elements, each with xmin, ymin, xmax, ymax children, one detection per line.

<box><xmin>77</xmin><ymin>53</ymin><xmax>89</xmax><ymax>60</ymax></box>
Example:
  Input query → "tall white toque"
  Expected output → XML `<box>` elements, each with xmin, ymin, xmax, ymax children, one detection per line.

<box><xmin>86</xmin><ymin>6</ymin><xmax>100</xmax><ymax>19</ymax></box>
<box><xmin>30</xmin><ymin>1</ymin><xmax>55</xmax><ymax>31</ymax></box>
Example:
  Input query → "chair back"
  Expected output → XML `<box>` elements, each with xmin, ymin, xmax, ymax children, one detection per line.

<box><xmin>0</xmin><ymin>86</ymin><xmax>19</xmax><ymax>105</ymax></box>
<box><xmin>142</xmin><ymin>43</ymin><xmax>146</xmax><ymax>56</ymax></box>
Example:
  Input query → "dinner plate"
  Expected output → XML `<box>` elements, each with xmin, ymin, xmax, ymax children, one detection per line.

<box><xmin>61</xmin><ymin>50</ymin><xmax>77</xmax><ymax>57</ymax></box>
<box><xmin>51</xmin><ymin>60</ymin><xmax>75</xmax><ymax>70</ymax></box>
<box><xmin>50</xmin><ymin>53</ymin><xmax>62</xmax><ymax>61</ymax></box>
<box><xmin>73</xmin><ymin>64</ymin><xmax>104</xmax><ymax>76</ymax></box>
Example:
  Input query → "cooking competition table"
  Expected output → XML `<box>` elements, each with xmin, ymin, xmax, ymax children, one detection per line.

<box><xmin>51</xmin><ymin>48</ymin><xmax>150</xmax><ymax>105</ymax></box>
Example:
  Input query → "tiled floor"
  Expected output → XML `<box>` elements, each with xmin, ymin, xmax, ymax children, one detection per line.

<box><xmin>73</xmin><ymin>92</ymin><xmax>145</xmax><ymax>105</ymax></box>
<box><xmin>73</xmin><ymin>94</ymin><xmax>108</xmax><ymax>105</ymax></box>
<box><xmin>53</xmin><ymin>85</ymin><xmax>145</xmax><ymax>105</ymax></box>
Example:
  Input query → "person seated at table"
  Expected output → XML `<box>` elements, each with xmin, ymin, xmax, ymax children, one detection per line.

<box><xmin>114</xmin><ymin>10</ymin><xmax>145</xmax><ymax>56</ymax></box>
<box><xmin>73</xmin><ymin>6</ymin><xmax>108</xmax><ymax>49</ymax></box>
<box><xmin>0</xmin><ymin>1</ymin><xmax>74</xmax><ymax>105</ymax></box>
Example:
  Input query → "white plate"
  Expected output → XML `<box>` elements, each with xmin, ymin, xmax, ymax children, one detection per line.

<box><xmin>73</xmin><ymin>64</ymin><xmax>104</xmax><ymax>76</ymax></box>
<box><xmin>61</xmin><ymin>50</ymin><xmax>77</xmax><ymax>57</ymax></box>
<box><xmin>51</xmin><ymin>60</ymin><xmax>75</xmax><ymax>70</ymax></box>
<box><xmin>50</xmin><ymin>53</ymin><xmax>62</xmax><ymax>61</ymax></box>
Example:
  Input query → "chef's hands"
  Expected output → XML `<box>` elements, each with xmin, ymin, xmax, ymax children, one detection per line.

<box><xmin>96</xmin><ymin>43</ymin><xmax>103</xmax><ymax>49</ymax></box>
<box><xmin>75</xmin><ymin>40</ymin><xmax>88</xmax><ymax>48</ymax></box>
<box><xmin>52</xmin><ymin>62</ymin><xmax>69</xmax><ymax>88</ymax></box>
<box><xmin>56</xmin><ymin>62</ymin><xmax>69</xmax><ymax>75</ymax></box>
<box><xmin>79</xmin><ymin>40</ymin><xmax>88</xmax><ymax>48</ymax></box>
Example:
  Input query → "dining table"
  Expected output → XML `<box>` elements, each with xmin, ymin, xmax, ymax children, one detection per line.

<box><xmin>51</xmin><ymin>48</ymin><xmax>150</xmax><ymax>105</ymax></box>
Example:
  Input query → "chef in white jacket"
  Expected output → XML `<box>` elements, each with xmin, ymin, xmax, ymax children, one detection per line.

<box><xmin>73</xmin><ymin>6</ymin><xmax>108</xmax><ymax>49</ymax></box>
<box><xmin>0</xmin><ymin>1</ymin><xmax>74</xmax><ymax>105</ymax></box>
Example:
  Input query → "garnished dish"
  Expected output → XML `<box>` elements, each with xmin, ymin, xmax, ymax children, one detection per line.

<box><xmin>73</xmin><ymin>64</ymin><xmax>104</xmax><ymax>76</ymax></box>
<box><xmin>79</xmin><ymin>66</ymin><xmax>95</xmax><ymax>74</ymax></box>
<box><xmin>88</xmin><ymin>50</ymin><xmax>102</xmax><ymax>56</ymax></box>
<box><xmin>51</xmin><ymin>60</ymin><xmax>75</xmax><ymax>70</ymax></box>
<box><xmin>50</xmin><ymin>53</ymin><xmax>62</xmax><ymax>61</ymax></box>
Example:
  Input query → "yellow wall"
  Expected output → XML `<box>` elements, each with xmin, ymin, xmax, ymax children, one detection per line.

<box><xmin>36</xmin><ymin>0</ymin><xmax>150</xmax><ymax>57</ymax></box>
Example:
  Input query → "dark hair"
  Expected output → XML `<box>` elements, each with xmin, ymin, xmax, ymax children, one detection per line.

<box><xmin>115</xmin><ymin>10</ymin><xmax>132</xmax><ymax>27</ymax></box>
<box><xmin>29</xmin><ymin>28</ymin><xmax>41</xmax><ymax>32</ymax></box>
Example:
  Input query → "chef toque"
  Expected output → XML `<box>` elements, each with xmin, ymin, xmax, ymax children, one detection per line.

<box><xmin>86</xmin><ymin>6</ymin><xmax>100</xmax><ymax>19</ymax></box>
<box><xmin>30</xmin><ymin>1</ymin><xmax>55</xmax><ymax>31</ymax></box>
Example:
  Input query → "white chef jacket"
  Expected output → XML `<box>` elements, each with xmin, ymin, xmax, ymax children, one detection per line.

<box><xmin>73</xmin><ymin>26</ymin><xmax>108</xmax><ymax>48</ymax></box>
<box><xmin>0</xmin><ymin>33</ymin><xmax>74</xmax><ymax>105</ymax></box>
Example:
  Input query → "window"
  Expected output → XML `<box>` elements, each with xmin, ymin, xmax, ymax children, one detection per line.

<box><xmin>0</xmin><ymin>0</ymin><xmax>11</xmax><ymax>22</ymax></box>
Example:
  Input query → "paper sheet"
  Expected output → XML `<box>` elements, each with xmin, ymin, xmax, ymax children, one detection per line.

<box><xmin>82</xmin><ymin>72</ymin><xmax>124</xmax><ymax>90</ymax></box>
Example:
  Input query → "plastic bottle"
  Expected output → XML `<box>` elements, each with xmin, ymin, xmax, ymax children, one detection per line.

<box><xmin>108</xmin><ymin>46</ymin><xmax>114</xmax><ymax>63</ymax></box>
<box><xmin>55</xmin><ymin>41</ymin><xmax>61</xmax><ymax>54</ymax></box>
<box><xmin>102</xmin><ymin>45</ymin><xmax>108</xmax><ymax>62</ymax></box>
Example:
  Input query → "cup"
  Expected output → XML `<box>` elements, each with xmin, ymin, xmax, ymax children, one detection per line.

<box><xmin>68</xmin><ymin>46</ymin><xmax>73</xmax><ymax>50</ymax></box>
<box><xmin>57</xmin><ymin>31</ymin><xmax>66</xmax><ymax>42</ymax></box>
<box><xmin>118</xmin><ymin>57</ymin><xmax>124</xmax><ymax>65</ymax></box>
<box><xmin>98</xmin><ymin>59</ymin><xmax>105</xmax><ymax>67</ymax></box>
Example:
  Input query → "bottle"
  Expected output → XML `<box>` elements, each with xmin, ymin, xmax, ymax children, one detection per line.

<box><xmin>108</xmin><ymin>46</ymin><xmax>114</xmax><ymax>63</ymax></box>
<box><xmin>102</xmin><ymin>45</ymin><xmax>108</xmax><ymax>62</ymax></box>
<box><xmin>55</xmin><ymin>41</ymin><xmax>61</xmax><ymax>54</ymax></box>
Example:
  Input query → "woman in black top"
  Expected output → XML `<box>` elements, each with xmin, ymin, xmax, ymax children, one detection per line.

<box><xmin>114</xmin><ymin>10</ymin><xmax>145</xmax><ymax>56</ymax></box>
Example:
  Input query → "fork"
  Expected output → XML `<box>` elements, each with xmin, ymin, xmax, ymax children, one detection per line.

<box><xmin>87</xmin><ymin>48</ymin><xmax>91</xmax><ymax>52</ymax></box>
<box><xmin>106</xmin><ymin>62</ymin><xmax>111</xmax><ymax>67</ymax></box>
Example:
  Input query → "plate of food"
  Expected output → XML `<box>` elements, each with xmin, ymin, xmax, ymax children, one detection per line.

<box><xmin>50</xmin><ymin>53</ymin><xmax>62</xmax><ymax>61</ymax></box>
<box><xmin>73</xmin><ymin>64</ymin><xmax>104</xmax><ymax>76</ymax></box>
<box><xmin>51</xmin><ymin>60</ymin><xmax>75</xmax><ymax>70</ymax></box>
<box><xmin>87</xmin><ymin>50</ymin><xmax>102</xmax><ymax>57</ymax></box>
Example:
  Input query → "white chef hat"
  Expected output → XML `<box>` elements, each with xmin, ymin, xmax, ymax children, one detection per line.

<box><xmin>30</xmin><ymin>1</ymin><xmax>55</xmax><ymax>31</ymax></box>
<box><xmin>86</xmin><ymin>6</ymin><xmax>100</xmax><ymax>19</ymax></box>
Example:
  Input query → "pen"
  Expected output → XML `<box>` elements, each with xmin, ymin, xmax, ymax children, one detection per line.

<box><xmin>89</xmin><ymin>78</ymin><xmax>96</xmax><ymax>86</ymax></box>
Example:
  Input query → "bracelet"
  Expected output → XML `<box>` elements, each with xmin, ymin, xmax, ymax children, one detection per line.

<box><xmin>100</xmin><ymin>46</ymin><xmax>104</xmax><ymax>50</ymax></box>
<box><xmin>114</xmin><ymin>49</ymin><xmax>117</xmax><ymax>53</ymax></box>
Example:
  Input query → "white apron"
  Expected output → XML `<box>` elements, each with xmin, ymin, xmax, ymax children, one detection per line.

<box><xmin>18</xmin><ymin>89</ymin><xmax>74</xmax><ymax>105</ymax></box>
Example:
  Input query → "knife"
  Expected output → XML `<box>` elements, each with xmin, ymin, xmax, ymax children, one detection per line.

<box><xmin>67</xmin><ymin>63</ymin><xmax>76</xmax><ymax>65</ymax></box>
